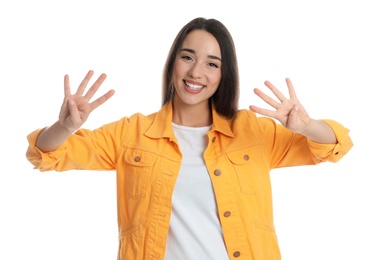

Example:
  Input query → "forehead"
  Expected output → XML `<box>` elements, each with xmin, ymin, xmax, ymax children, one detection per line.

<box><xmin>182</xmin><ymin>30</ymin><xmax>221</xmax><ymax>57</ymax></box>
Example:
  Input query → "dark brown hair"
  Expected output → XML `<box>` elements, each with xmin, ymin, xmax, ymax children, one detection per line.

<box><xmin>162</xmin><ymin>17</ymin><xmax>239</xmax><ymax>119</ymax></box>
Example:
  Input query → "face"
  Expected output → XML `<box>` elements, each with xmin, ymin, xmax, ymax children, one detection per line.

<box><xmin>172</xmin><ymin>29</ymin><xmax>222</xmax><ymax>108</ymax></box>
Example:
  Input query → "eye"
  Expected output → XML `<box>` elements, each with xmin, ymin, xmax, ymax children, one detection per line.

<box><xmin>182</xmin><ymin>55</ymin><xmax>193</xmax><ymax>61</ymax></box>
<box><xmin>208</xmin><ymin>62</ymin><xmax>219</xmax><ymax>68</ymax></box>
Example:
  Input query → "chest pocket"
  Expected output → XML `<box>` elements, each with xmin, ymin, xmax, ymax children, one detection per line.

<box><xmin>226</xmin><ymin>145</ymin><xmax>262</xmax><ymax>194</ymax></box>
<box><xmin>124</xmin><ymin>148</ymin><xmax>157</xmax><ymax>199</ymax></box>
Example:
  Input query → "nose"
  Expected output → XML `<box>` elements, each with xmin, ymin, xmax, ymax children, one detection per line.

<box><xmin>188</xmin><ymin>62</ymin><xmax>203</xmax><ymax>79</ymax></box>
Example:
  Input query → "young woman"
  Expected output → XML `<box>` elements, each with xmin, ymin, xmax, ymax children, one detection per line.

<box><xmin>26</xmin><ymin>17</ymin><xmax>353</xmax><ymax>260</ymax></box>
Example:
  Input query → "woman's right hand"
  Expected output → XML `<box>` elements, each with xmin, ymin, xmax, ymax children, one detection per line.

<box><xmin>59</xmin><ymin>70</ymin><xmax>115</xmax><ymax>132</ymax></box>
<box><xmin>35</xmin><ymin>70</ymin><xmax>115</xmax><ymax>152</ymax></box>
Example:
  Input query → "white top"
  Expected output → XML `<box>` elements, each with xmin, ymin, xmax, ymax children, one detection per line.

<box><xmin>164</xmin><ymin>123</ymin><xmax>229</xmax><ymax>260</ymax></box>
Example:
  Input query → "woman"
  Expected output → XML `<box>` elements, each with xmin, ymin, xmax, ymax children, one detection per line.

<box><xmin>26</xmin><ymin>17</ymin><xmax>353</xmax><ymax>259</ymax></box>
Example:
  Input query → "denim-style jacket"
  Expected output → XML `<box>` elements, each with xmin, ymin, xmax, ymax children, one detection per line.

<box><xmin>26</xmin><ymin>102</ymin><xmax>353</xmax><ymax>260</ymax></box>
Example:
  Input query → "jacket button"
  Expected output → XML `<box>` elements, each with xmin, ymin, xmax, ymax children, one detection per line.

<box><xmin>134</xmin><ymin>156</ymin><xmax>141</xmax><ymax>162</ymax></box>
<box><xmin>212</xmin><ymin>136</ymin><xmax>216</xmax><ymax>143</ymax></box>
<box><xmin>224</xmin><ymin>211</ymin><xmax>231</xmax><ymax>217</ymax></box>
<box><xmin>214</xmin><ymin>169</ymin><xmax>222</xmax><ymax>176</ymax></box>
<box><xmin>233</xmin><ymin>251</ymin><xmax>241</xmax><ymax>257</ymax></box>
<box><xmin>243</xmin><ymin>154</ymin><xmax>249</xmax><ymax>161</ymax></box>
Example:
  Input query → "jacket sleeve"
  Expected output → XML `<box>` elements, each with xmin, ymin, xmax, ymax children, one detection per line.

<box><xmin>25</xmin><ymin>117</ymin><xmax>130</xmax><ymax>172</ymax></box>
<box><xmin>307</xmin><ymin>119</ymin><xmax>353</xmax><ymax>163</ymax></box>
<box><xmin>26</xmin><ymin>128</ymin><xmax>69</xmax><ymax>171</ymax></box>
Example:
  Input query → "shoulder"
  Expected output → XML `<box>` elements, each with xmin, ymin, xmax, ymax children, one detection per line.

<box><xmin>110</xmin><ymin>111</ymin><xmax>159</xmax><ymax>129</ymax></box>
<box><xmin>233</xmin><ymin>109</ymin><xmax>275</xmax><ymax>126</ymax></box>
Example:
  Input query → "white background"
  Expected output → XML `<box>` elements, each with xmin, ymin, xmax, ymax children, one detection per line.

<box><xmin>0</xmin><ymin>0</ymin><xmax>373</xmax><ymax>259</ymax></box>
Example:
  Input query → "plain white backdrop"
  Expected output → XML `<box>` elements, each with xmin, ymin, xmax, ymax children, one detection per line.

<box><xmin>1</xmin><ymin>0</ymin><xmax>373</xmax><ymax>259</ymax></box>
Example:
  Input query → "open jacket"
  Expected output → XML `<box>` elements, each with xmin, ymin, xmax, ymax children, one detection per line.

<box><xmin>26</xmin><ymin>102</ymin><xmax>353</xmax><ymax>260</ymax></box>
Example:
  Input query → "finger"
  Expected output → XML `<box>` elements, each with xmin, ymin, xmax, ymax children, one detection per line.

<box><xmin>64</xmin><ymin>74</ymin><xmax>71</xmax><ymax>97</ymax></box>
<box><xmin>76</xmin><ymin>70</ymin><xmax>95</xmax><ymax>96</ymax></box>
<box><xmin>249</xmin><ymin>104</ymin><xmax>277</xmax><ymax>118</ymax></box>
<box><xmin>84</xmin><ymin>73</ymin><xmax>108</xmax><ymax>101</ymax></box>
<box><xmin>90</xmin><ymin>89</ymin><xmax>115</xmax><ymax>111</ymax></box>
<box><xmin>253</xmin><ymin>88</ymin><xmax>280</xmax><ymax>108</ymax></box>
<box><xmin>285</xmin><ymin>78</ymin><xmax>297</xmax><ymax>99</ymax></box>
<box><xmin>264</xmin><ymin>80</ymin><xmax>287</xmax><ymax>102</ymax></box>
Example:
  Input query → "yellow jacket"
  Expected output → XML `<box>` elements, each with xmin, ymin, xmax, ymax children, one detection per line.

<box><xmin>26</xmin><ymin>102</ymin><xmax>353</xmax><ymax>260</ymax></box>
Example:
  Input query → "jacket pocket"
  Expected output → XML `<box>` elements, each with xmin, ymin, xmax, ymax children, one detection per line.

<box><xmin>226</xmin><ymin>145</ymin><xmax>262</xmax><ymax>194</ymax></box>
<box><xmin>124</xmin><ymin>148</ymin><xmax>157</xmax><ymax>199</ymax></box>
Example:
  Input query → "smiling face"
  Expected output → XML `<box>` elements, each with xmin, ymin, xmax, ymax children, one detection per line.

<box><xmin>172</xmin><ymin>29</ymin><xmax>222</xmax><ymax>109</ymax></box>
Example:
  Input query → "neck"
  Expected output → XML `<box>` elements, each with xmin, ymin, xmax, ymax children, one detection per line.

<box><xmin>172</xmin><ymin>100</ymin><xmax>212</xmax><ymax>127</ymax></box>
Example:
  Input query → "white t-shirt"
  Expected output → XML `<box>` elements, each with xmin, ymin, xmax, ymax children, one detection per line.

<box><xmin>164</xmin><ymin>123</ymin><xmax>229</xmax><ymax>260</ymax></box>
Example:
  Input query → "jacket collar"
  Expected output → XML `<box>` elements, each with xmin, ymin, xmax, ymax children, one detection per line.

<box><xmin>145</xmin><ymin>102</ymin><xmax>175</xmax><ymax>140</ymax></box>
<box><xmin>211</xmin><ymin>104</ymin><xmax>234</xmax><ymax>138</ymax></box>
<box><xmin>145</xmin><ymin>102</ymin><xmax>234</xmax><ymax>139</ymax></box>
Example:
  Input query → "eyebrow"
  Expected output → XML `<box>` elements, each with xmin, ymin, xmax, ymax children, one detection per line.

<box><xmin>180</xmin><ymin>48</ymin><xmax>222</xmax><ymax>61</ymax></box>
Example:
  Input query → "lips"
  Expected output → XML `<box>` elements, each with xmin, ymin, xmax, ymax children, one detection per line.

<box><xmin>185</xmin><ymin>81</ymin><xmax>204</xmax><ymax>90</ymax></box>
<box><xmin>184</xmin><ymin>80</ymin><xmax>205</xmax><ymax>93</ymax></box>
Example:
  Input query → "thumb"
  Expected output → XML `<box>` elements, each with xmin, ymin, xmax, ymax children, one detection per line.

<box><xmin>287</xmin><ymin>105</ymin><xmax>301</xmax><ymax>127</ymax></box>
<box><xmin>67</xmin><ymin>99</ymin><xmax>81</xmax><ymax>121</ymax></box>
<box><xmin>288</xmin><ymin>105</ymin><xmax>300</xmax><ymax>118</ymax></box>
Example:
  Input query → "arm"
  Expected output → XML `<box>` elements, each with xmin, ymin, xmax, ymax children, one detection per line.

<box><xmin>249</xmin><ymin>78</ymin><xmax>337</xmax><ymax>144</ymax></box>
<box><xmin>36</xmin><ymin>70</ymin><xmax>115</xmax><ymax>152</ymax></box>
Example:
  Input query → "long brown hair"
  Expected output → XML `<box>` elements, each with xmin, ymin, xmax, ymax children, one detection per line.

<box><xmin>162</xmin><ymin>17</ymin><xmax>239</xmax><ymax>119</ymax></box>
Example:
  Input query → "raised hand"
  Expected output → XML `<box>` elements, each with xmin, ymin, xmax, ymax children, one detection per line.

<box><xmin>249</xmin><ymin>78</ymin><xmax>310</xmax><ymax>133</ymax></box>
<box><xmin>35</xmin><ymin>70</ymin><xmax>115</xmax><ymax>152</ymax></box>
<box><xmin>59</xmin><ymin>70</ymin><xmax>115</xmax><ymax>132</ymax></box>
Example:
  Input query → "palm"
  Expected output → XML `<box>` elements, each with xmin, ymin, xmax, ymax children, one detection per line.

<box><xmin>249</xmin><ymin>78</ymin><xmax>310</xmax><ymax>133</ymax></box>
<box><xmin>58</xmin><ymin>70</ymin><xmax>115</xmax><ymax>132</ymax></box>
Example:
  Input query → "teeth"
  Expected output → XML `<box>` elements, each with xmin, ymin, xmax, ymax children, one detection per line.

<box><xmin>186</xmin><ymin>82</ymin><xmax>204</xmax><ymax>90</ymax></box>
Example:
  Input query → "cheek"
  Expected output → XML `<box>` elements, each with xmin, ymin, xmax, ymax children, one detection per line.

<box><xmin>173</xmin><ymin>60</ymin><xmax>185</xmax><ymax>78</ymax></box>
<box><xmin>172</xmin><ymin>65</ymin><xmax>180</xmax><ymax>86</ymax></box>
<box><xmin>209</xmin><ymin>71</ymin><xmax>222</xmax><ymax>88</ymax></box>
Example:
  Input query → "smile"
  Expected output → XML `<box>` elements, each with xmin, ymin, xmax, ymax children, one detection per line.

<box><xmin>185</xmin><ymin>81</ymin><xmax>205</xmax><ymax>90</ymax></box>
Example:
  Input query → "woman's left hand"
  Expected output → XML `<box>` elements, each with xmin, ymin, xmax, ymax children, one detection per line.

<box><xmin>249</xmin><ymin>78</ymin><xmax>310</xmax><ymax>133</ymax></box>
